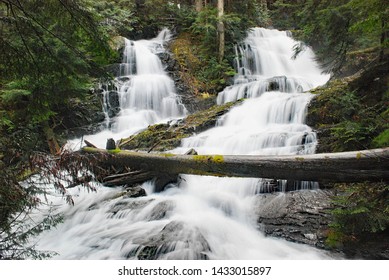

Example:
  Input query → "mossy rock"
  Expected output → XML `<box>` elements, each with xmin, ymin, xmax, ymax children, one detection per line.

<box><xmin>118</xmin><ymin>99</ymin><xmax>244</xmax><ymax>152</ymax></box>
<box><xmin>307</xmin><ymin>60</ymin><xmax>388</xmax><ymax>153</ymax></box>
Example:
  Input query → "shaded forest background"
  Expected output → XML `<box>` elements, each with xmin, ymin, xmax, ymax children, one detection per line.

<box><xmin>0</xmin><ymin>0</ymin><xmax>387</xmax><ymax>259</ymax></box>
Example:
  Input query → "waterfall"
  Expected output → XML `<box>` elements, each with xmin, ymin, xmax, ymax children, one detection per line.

<box><xmin>69</xmin><ymin>29</ymin><xmax>186</xmax><ymax>149</ymax></box>
<box><xmin>34</xmin><ymin>28</ymin><xmax>332</xmax><ymax>259</ymax></box>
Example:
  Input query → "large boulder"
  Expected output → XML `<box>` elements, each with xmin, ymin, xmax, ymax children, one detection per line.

<box><xmin>255</xmin><ymin>190</ymin><xmax>333</xmax><ymax>249</ymax></box>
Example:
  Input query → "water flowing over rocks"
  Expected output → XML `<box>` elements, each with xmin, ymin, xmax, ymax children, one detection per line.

<box><xmin>131</xmin><ymin>221</ymin><xmax>211</xmax><ymax>260</ymax></box>
<box><xmin>35</xmin><ymin>28</ymin><xmax>346</xmax><ymax>260</ymax></box>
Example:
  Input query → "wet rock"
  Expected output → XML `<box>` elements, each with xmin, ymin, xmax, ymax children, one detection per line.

<box><xmin>107</xmin><ymin>91</ymin><xmax>120</xmax><ymax>108</ymax></box>
<box><xmin>106</xmin><ymin>90</ymin><xmax>120</xmax><ymax>118</ymax></box>
<box><xmin>130</xmin><ymin>221</ymin><xmax>211</xmax><ymax>260</ymax></box>
<box><xmin>109</xmin><ymin>198</ymin><xmax>154</xmax><ymax>216</ymax></box>
<box><xmin>106</xmin><ymin>138</ymin><xmax>116</xmax><ymax>150</ymax></box>
<box><xmin>254</xmin><ymin>190</ymin><xmax>333</xmax><ymax>249</ymax></box>
<box><xmin>154</xmin><ymin>174</ymin><xmax>178</xmax><ymax>192</ymax></box>
<box><xmin>267</xmin><ymin>76</ymin><xmax>287</xmax><ymax>91</ymax></box>
<box><xmin>104</xmin><ymin>63</ymin><xmax>121</xmax><ymax>76</ymax></box>
<box><xmin>125</xmin><ymin>185</ymin><xmax>147</xmax><ymax>198</ymax></box>
<box><xmin>185</xmin><ymin>148</ymin><xmax>198</xmax><ymax>155</ymax></box>
<box><xmin>147</xmin><ymin>200</ymin><xmax>175</xmax><ymax>221</ymax></box>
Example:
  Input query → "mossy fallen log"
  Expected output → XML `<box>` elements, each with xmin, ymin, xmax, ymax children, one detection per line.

<box><xmin>82</xmin><ymin>147</ymin><xmax>389</xmax><ymax>183</ymax></box>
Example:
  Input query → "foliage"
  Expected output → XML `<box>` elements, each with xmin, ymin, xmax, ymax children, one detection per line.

<box><xmin>331</xmin><ymin>120</ymin><xmax>377</xmax><ymax>151</ymax></box>
<box><xmin>269</xmin><ymin>0</ymin><xmax>305</xmax><ymax>29</ymax></box>
<box><xmin>0</xmin><ymin>0</ymin><xmax>113</xmax><ymax>128</ymax></box>
<box><xmin>372</xmin><ymin>129</ymin><xmax>389</xmax><ymax>148</ymax></box>
<box><xmin>0</xmin><ymin>168</ymin><xmax>62</xmax><ymax>260</ymax></box>
<box><xmin>269</xmin><ymin>0</ymin><xmax>387</xmax><ymax>74</ymax></box>
<box><xmin>179</xmin><ymin>3</ymin><xmax>267</xmax><ymax>93</ymax></box>
<box><xmin>0</xmin><ymin>141</ymin><xmax>100</xmax><ymax>259</ymax></box>
<box><xmin>87</xmin><ymin>0</ymin><xmax>138</xmax><ymax>37</ymax></box>
<box><xmin>327</xmin><ymin>182</ymin><xmax>389</xmax><ymax>247</ymax></box>
<box><xmin>0</xmin><ymin>0</ymin><xmax>113</xmax><ymax>260</ymax></box>
<box><xmin>308</xmin><ymin>58</ymin><xmax>388</xmax><ymax>152</ymax></box>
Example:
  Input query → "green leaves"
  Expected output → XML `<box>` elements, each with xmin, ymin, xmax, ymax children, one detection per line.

<box><xmin>0</xmin><ymin>0</ymin><xmax>113</xmax><ymax>128</ymax></box>
<box><xmin>274</xmin><ymin>0</ymin><xmax>385</xmax><ymax>73</ymax></box>
<box><xmin>329</xmin><ymin>182</ymin><xmax>389</xmax><ymax>243</ymax></box>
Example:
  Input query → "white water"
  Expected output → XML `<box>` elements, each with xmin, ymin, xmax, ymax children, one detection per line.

<box><xmin>34</xmin><ymin>28</ymin><xmax>331</xmax><ymax>259</ymax></box>
<box><xmin>68</xmin><ymin>29</ymin><xmax>185</xmax><ymax>149</ymax></box>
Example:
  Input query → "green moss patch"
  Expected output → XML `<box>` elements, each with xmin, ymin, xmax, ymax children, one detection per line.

<box><xmin>118</xmin><ymin>99</ymin><xmax>243</xmax><ymax>152</ymax></box>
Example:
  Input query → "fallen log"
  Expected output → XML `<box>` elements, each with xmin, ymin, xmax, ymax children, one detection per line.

<box><xmin>102</xmin><ymin>170</ymin><xmax>155</xmax><ymax>187</ymax></box>
<box><xmin>82</xmin><ymin>147</ymin><xmax>389</xmax><ymax>183</ymax></box>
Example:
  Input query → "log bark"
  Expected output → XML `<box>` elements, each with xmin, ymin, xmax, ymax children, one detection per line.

<box><xmin>102</xmin><ymin>170</ymin><xmax>155</xmax><ymax>187</ymax></box>
<box><xmin>82</xmin><ymin>147</ymin><xmax>389</xmax><ymax>183</ymax></box>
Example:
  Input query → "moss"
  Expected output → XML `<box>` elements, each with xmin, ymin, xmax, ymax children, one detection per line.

<box><xmin>372</xmin><ymin>129</ymin><xmax>389</xmax><ymax>148</ymax></box>
<box><xmin>16</xmin><ymin>168</ymin><xmax>36</xmax><ymax>181</ymax></box>
<box><xmin>192</xmin><ymin>155</ymin><xmax>224</xmax><ymax>163</ymax></box>
<box><xmin>118</xmin><ymin>99</ymin><xmax>243</xmax><ymax>152</ymax></box>
<box><xmin>107</xmin><ymin>148</ymin><xmax>121</xmax><ymax>154</ymax></box>
<box><xmin>162</xmin><ymin>153</ymin><xmax>175</xmax><ymax>157</ymax></box>
<box><xmin>212</xmin><ymin>155</ymin><xmax>224</xmax><ymax>163</ymax></box>
<box><xmin>82</xmin><ymin>146</ymin><xmax>97</xmax><ymax>153</ymax></box>
<box><xmin>193</xmin><ymin>155</ymin><xmax>211</xmax><ymax>162</ymax></box>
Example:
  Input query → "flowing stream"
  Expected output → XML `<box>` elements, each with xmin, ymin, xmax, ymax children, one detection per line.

<box><xmin>34</xmin><ymin>28</ymin><xmax>332</xmax><ymax>259</ymax></box>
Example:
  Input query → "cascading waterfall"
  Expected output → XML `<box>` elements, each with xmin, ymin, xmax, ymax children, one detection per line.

<box><xmin>70</xmin><ymin>29</ymin><xmax>186</xmax><ymax>149</ymax></box>
<box><xmin>34</xmin><ymin>28</ymin><xmax>332</xmax><ymax>259</ymax></box>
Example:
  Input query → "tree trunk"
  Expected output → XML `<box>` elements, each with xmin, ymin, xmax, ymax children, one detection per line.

<box><xmin>43</xmin><ymin>121</ymin><xmax>60</xmax><ymax>155</ymax></box>
<box><xmin>217</xmin><ymin>0</ymin><xmax>225</xmax><ymax>63</ymax></box>
<box><xmin>82</xmin><ymin>147</ymin><xmax>389</xmax><ymax>183</ymax></box>
<box><xmin>195</xmin><ymin>0</ymin><xmax>203</xmax><ymax>12</ymax></box>
<box><xmin>379</xmin><ymin>18</ymin><xmax>388</xmax><ymax>61</ymax></box>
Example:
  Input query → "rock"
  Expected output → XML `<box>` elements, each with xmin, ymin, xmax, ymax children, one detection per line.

<box><xmin>184</xmin><ymin>148</ymin><xmax>198</xmax><ymax>155</ymax></box>
<box><xmin>129</xmin><ymin>221</ymin><xmax>211</xmax><ymax>260</ymax></box>
<box><xmin>107</xmin><ymin>91</ymin><xmax>120</xmax><ymax>108</ymax></box>
<box><xmin>254</xmin><ymin>190</ymin><xmax>334</xmax><ymax>249</ymax></box>
<box><xmin>106</xmin><ymin>90</ymin><xmax>120</xmax><ymax>118</ymax></box>
<box><xmin>146</xmin><ymin>200</ymin><xmax>175</xmax><ymax>221</ymax></box>
<box><xmin>154</xmin><ymin>174</ymin><xmax>178</xmax><ymax>192</ymax></box>
<box><xmin>109</xmin><ymin>198</ymin><xmax>154</xmax><ymax>216</ymax></box>
<box><xmin>106</xmin><ymin>138</ymin><xmax>116</xmax><ymax>150</ymax></box>
<box><xmin>267</xmin><ymin>76</ymin><xmax>287</xmax><ymax>91</ymax></box>
<box><xmin>125</xmin><ymin>185</ymin><xmax>147</xmax><ymax>198</ymax></box>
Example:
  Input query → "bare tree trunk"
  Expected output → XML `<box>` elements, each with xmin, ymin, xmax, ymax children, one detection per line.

<box><xmin>217</xmin><ymin>0</ymin><xmax>225</xmax><ymax>63</ymax></box>
<box><xmin>43</xmin><ymin>121</ymin><xmax>60</xmax><ymax>155</ymax></box>
<box><xmin>195</xmin><ymin>0</ymin><xmax>203</xmax><ymax>12</ymax></box>
<box><xmin>379</xmin><ymin>18</ymin><xmax>388</xmax><ymax>61</ymax></box>
<box><xmin>82</xmin><ymin>147</ymin><xmax>389</xmax><ymax>183</ymax></box>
